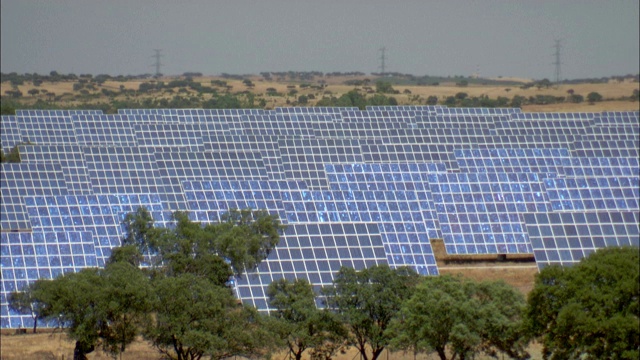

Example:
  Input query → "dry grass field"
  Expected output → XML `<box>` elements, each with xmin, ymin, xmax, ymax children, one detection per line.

<box><xmin>0</xmin><ymin>332</ymin><xmax>543</xmax><ymax>360</ymax></box>
<box><xmin>2</xmin><ymin>74</ymin><xmax>638</xmax><ymax>112</ymax></box>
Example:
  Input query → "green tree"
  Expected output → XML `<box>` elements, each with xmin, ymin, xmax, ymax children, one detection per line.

<box><xmin>587</xmin><ymin>91</ymin><xmax>603</xmax><ymax>103</ymax></box>
<box><xmin>323</xmin><ymin>265</ymin><xmax>419</xmax><ymax>360</ymax></box>
<box><xmin>8</xmin><ymin>282</ymin><xmax>48</xmax><ymax>333</ymax></box>
<box><xmin>569</xmin><ymin>94</ymin><xmax>584</xmax><ymax>103</ymax></box>
<box><xmin>526</xmin><ymin>247</ymin><xmax>639</xmax><ymax>360</ymax></box>
<box><xmin>455</xmin><ymin>92</ymin><xmax>468</xmax><ymax>100</ymax></box>
<box><xmin>375</xmin><ymin>81</ymin><xmax>396</xmax><ymax>94</ymax></box>
<box><xmin>267</xmin><ymin>278</ymin><xmax>348</xmax><ymax>360</ymax></box>
<box><xmin>388</xmin><ymin>275</ymin><xmax>529</xmax><ymax>360</ymax></box>
<box><xmin>146</xmin><ymin>273</ymin><xmax>270</xmax><ymax>360</ymax></box>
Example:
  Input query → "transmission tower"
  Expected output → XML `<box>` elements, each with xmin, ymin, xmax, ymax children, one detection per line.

<box><xmin>152</xmin><ymin>49</ymin><xmax>163</xmax><ymax>78</ymax></box>
<box><xmin>553</xmin><ymin>40</ymin><xmax>561</xmax><ymax>87</ymax></box>
<box><xmin>378</xmin><ymin>47</ymin><xmax>386</xmax><ymax>75</ymax></box>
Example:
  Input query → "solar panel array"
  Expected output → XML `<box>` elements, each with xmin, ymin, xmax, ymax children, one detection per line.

<box><xmin>1</xmin><ymin>107</ymin><xmax>638</xmax><ymax>327</ymax></box>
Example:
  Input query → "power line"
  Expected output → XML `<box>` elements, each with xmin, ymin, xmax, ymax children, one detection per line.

<box><xmin>378</xmin><ymin>46</ymin><xmax>386</xmax><ymax>75</ymax></box>
<box><xmin>151</xmin><ymin>49</ymin><xmax>163</xmax><ymax>78</ymax></box>
<box><xmin>552</xmin><ymin>40</ymin><xmax>561</xmax><ymax>87</ymax></box>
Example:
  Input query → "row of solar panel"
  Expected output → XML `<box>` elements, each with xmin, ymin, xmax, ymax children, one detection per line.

<box><xmin>1</xmin><ymin>106</ymin><xmax>638</xmax><ymax>329</ymax></box>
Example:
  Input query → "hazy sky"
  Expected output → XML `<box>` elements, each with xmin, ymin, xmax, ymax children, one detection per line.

<box><xmin>2</xmin><ymin>0</ymin><xmax>638</xmax><ymax>80</ymax></box>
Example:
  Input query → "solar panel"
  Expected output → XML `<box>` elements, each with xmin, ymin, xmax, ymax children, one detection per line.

<box><xmin>429</xmin><ymin>172</ymin><xmax>551</xmax><ymax>255</ymax></box>
<box><xmin>24</xmin><ymin>194</ymin><xmax>167</xmax><ymax>266</ymax></box>
<box><xmin>523</xmin><ymin>211</ymin><xmax>640</xmax><ymax>269</ymax></box>
<box><xmin>17</xmin><ymin>115</ymin><xmax>78</xmax><ymax>145</ymax></box>
<box><xmin>15</xmin><ymin>110</ymin><xmax>103</xmax><ymax>116</ymax></box>
<box><xmin>0</xmin><ymin>116</ymin><xmax>23</xmax><ymax>153</ymax></box>
<box><xmin>325</xmin><ymin>162</ymin><xmax>447</xmax><ymax>239</ymax></box>
<box><xmin>235</xmin><ymin>222</ymin><xmax>388</xmax><ymax>310</ymax></box>
<box><xmin>455</xmin><ymin>148</ymin><xmax>570</xmax><ymax>177</ymax></box>
<box><xmin>278</xmin><ymin>138</ymin><xmax>365</xmax><ymax>189</ymax></box>
<box><xmin>437</xmin><ymin>107</ymin><xmax>520</xmax><ymax>115</ymax></box>
<box><xmin>154</xmin><ymin>151</ymin><xmax>269</xmax><ymax>210</ymax></box>
<box><xmin>181</xmin><ymin>180</ymin><xmax>288</xmax><ymax>223</ymax></box>
<box><xmin>3</xmin><ymin>105</ymin><xmax>639</xmax><ymax>327</ymax></box>
<box><xmin>563</xmin><ymin>157</ymin><xmax>640</xmax><ymax>177</ymax></box>
<box><xmin>18</xmin><ymin>145</ymin><xmax>93</xmax><ymax>194</ymax></box>
<box><xmin>1</xmin><ymin>231</ymin><xmax>97</xmax><ymax>328</ymax></box>
<box><xmin>1</xmin><ymin>163</ymin><xmax>69</xmax><ymax>231</ymax></box>
<box><xmin>571</xmin><ymin>140</ymin><xmax>640</xmax><ymax>158</ymax></box>
<box><xmin>543</xmin><ymin>176</ymin><xmax>639</xmax><ymax>212</ymax></box>
<box><xmin>83</xmin><ymin>146</ymin><xmax>163</xmax><ymax>194</ymax></box>
<box><xmin>279</xmin><ymin>188</ymin><xmax>439</xmax><ymax>276</ymax></box>
<box><xmin>202</xmin><ymin>134</ymin><xmax>285</xmax><ymax>180</ymax></box>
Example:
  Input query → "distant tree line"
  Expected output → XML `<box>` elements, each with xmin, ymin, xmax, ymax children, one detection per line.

<box><xmin>8</xmin><ymin>206</ymin><xmax>638</xmax><ymax>360</ymax></box>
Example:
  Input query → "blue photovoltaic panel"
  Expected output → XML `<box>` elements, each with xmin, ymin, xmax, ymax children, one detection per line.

<box><xmin>1</xmin><ymin>231</ymin><xmax>97</xmax><ymax>329</ymax></box>
<box><xmin>325</xmin><ymin>162</ymin><xmax>447</xmax><ymax>239</ymax></box>
<box><xmin>278</xmin><ymin>138</ymin><xmax>365</xmax><ymax>189</ymax></box>
<box><xmin>154</xmin><ymin>151</ymin><xmax>269</xmax><ymax>210</ymax></box>
<box><xmin>17</xmin><ymin>115</ymin><xmax>77</xmax><ymax>145</ymax></box>
<box><xmin>366</xmin><ymin>105</ymin><xmax>440</xmax><ymax>112</ymax></box>
<box><xmin>229</xmin><ymin>114</ymin><xmax>318</xmax><ymax>137</ymax></box>
<box><xmin>16</xmin><ymin>110</ymin><xmax>102</xmax><ymax>116</ymax></box>
<box><xmin>509</xmin><ymin>112</ymin><xmax>595</xmax><ymax>120</ymax></box>
<box><xmin>280</xmin><ymin>189</ymin><xmax>439</xmax><ymax>276</ymax></box>
<box><xmin>429</xmin><ymin>172</ymin><xmax>552</xmax><ymax>255</ymax></box>
<box><xmin>455</xmin><ymin>148</ymin><xmax>569</xmax><ymax>177</ymax></box>
<box><xmin>1</xmin><ymin>163</ymin><xmax>69</xmax><ymax>231</ymax></box>
<box><xmin>437</xmin><ymin>107</ymin><xmax>520</xmax><ymax>115</ymax></box>
<box><xmin>414</xmin><ymin>115</ymin><xmax>505</xmax><ymax>128</ymax></box>
<box><xmin>24</xmin><ymin>194</ymin><xmax>167</xmax><ymax>266</ymax></box>
<box><xmin>3</xmin><ymin>105</ymin><xmax>639</xmax><ymax>328</ymax></box>
<box><xmin>73</xmin><ymin>114</ymin><xmax>166</xmax><ymax>145</ymax></box>
<box><xmin>543</xmin><ymin>176</ymin><xmax>639</xmax><ymax>212</ymax></box>
<box><xmin>523</xmin><ymin>211</ymin><xmax>639</xmax><ymax>269</ymax></box>
<box><xmin>571</xmin><ymin>140</ymin><xmax>640</xmax><ymax>158</ymax></box>
<box><xmin>234</xmin><ymin>222</ymin><xmax>388</xmax><ymax>311</ymax></box>
<box><xmin>1</xmin><ymin>116</ymin><xmax>23</xmax><ymax>153</ymax></box>
<box><xmin>479</xmin><ymin>135</ymin><xmax>574</xmax><ymax>149</ymax></box>
<box><xmin>563</xmin><ymin>157</ymin><xmax>640</xmax><ymax>177</ymax></box>
<box><xmin>202</xmin><ymin>134</ymin><xmax>285</xmax><ymax>180</ymax></box>
<box><xmin>19</xmin><ymin>145</ymin><xmax>94</xmax><ymax>194</ymax></box>
<box><xmin>83</xmin><ymin>146</ymin><xmax>163</xmax><ymax>194</ymax></box>
<box><xmin>134</xmin><ymin>123</ymin><xmax>206</xmax><ymax>151</ymax></box>
<box><xmin>592</xmin><ymin>115</ymin><xmax>639</xmax><ymax>126</ymax></box>
<box><xmin>360</xmin><ymin>142</ymin><xmax>461</xmax><ymax>171</ymax></box>
<box><xmin>181</xmin><ymin>180</ymin><xmax>288</xmax><ymax>223</ymax></box>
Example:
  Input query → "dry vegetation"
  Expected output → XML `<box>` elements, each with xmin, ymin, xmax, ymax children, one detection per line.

<box><xmin>2</xmin><ymin>74</ymin><xmax>638</xmax><ymax>112</ymax></box>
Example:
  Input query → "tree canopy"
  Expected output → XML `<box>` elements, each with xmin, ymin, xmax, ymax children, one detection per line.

<box><xmin>322</xmin><ymin>265</ymin><xmax>420</xmax><ymax>360</ymax></box>
<box><xmin>267</xmin><ymin>278</ymin><xmax>347</xmax><ymax>360</ymax></box>
<box><xmin>388</xmin><ymin>275</ymin><xmax>529</xmax><ymax>360</ymax></box>
<box><xmin>526</xmin><ymin>247</ymin><xmax>639</xmax><ymax>359</ymax></box>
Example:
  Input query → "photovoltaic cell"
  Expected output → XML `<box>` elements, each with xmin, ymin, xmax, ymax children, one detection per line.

<box><xmin>523</xmin><ymin>211</ymin><xmax>639</xmax><ymax>269</ymax></box>
<box><xmin>235</xmin><ymin>222</ymin><xmax>388</xmax><ymax>311</ymax></box>
<box><xmin>455</xmin><ymin>148</ymin><xmax>569</xmax><ymax>177</ymax></box>
<box><xmin>429</xmin><ymin>172</ymin><xmax>551</xmax><ymax>255</ymax></box>
<box><xmin>1</xmin><ymin>163</ymin><xmax>69</xmax><ymax>231</ymax></box>
<box><xmin>1</xmin><ymin>116</ymin><xmax>23</xmax><ymax>153</ymax></box>
<box><xmin>83</xmin><ymin>146</ymin><xmax>163</xmax><ymax>194</ymax></box>
<box><xmin>280</xmin><ymin>189</ymin><xmax>439</xmax><ymax>275</ymax></box>
<box><xmin>543</xmin><ymin>176</ymin><xmax>639</xmax><ymax>212</ymax></box>
<box><xmin>24</xmin><ymin>194</ymin><xmax>167</xmax><ymax>266</ymax></box>
<box><xmin>1</xmin><ymin>231</ymin><xmax>97</xmax><ymax>329</ymax></box>
<box><xmin>19</xmin><ymin>145</ymin><xmax>94</xmax><ymax>194</ymax></box>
